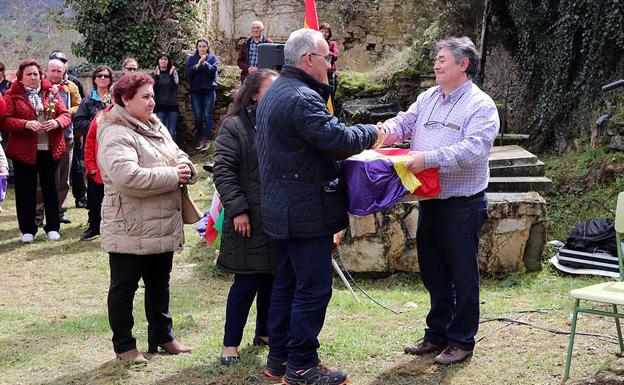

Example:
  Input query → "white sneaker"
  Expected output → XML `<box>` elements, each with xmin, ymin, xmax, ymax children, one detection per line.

<box><xmin>21</xmin><ymin>233</ymin><xmax>35</xmax><ymax>243</ymax></box>
<box><xmin>46</xmin><ymin>231</ymin><xmax>61</xmax><ymax>241</ymax></box>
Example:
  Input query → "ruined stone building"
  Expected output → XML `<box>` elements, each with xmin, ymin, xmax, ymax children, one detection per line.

<box><xmin>201</xmin><ymin>0</ymin><xmax>434</xmax><ymax>71</ymax></box>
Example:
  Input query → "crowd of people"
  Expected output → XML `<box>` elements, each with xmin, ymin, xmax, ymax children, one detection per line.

<box><xmin>0</xmin><ymin>19</ymin><xmax>499</xmax><ymax>385</ymax></box>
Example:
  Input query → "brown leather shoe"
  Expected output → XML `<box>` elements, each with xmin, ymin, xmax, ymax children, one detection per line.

<box><xmin>433</xmin><ymin>346</ymin><xmax>473</xmax><ymax>365</ymax></box>
<box><xmin>116</xmin><ymin>348</ymin><xmax>148</xmax><ymax>365</ymax></box>
<box><xmin>148</xmin><ymin>340</ymin><xmax>192</xmax><ymax>354</ymax></box>
<box><xmin>404</xmin><ymin>341</ymin><xmax>445</xmax><ymax>355</ymax></box>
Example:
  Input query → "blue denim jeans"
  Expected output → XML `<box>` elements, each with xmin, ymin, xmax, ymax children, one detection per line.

<box><xmin>190</xmin><ymin>91</ymin><xmax>215</xmax><ymax>140</ymax></box>
<box><xmin>156</xmin><ymin>111</ymin><xmax>180</xmax><ymax>140</ymax></box>
<box><xmin>267</xmin><ymin>235</ymin><xmax>334</xmax><ymax>370</ymax></box>
<box><xmin>417</xmin><ymin>191</ymin><xmax>488</xmax><ymax>351</ymax></box>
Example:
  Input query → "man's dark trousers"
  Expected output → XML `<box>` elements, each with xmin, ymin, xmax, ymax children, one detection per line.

<box><xmin>417</xmin><ymin>191</ymin><xmax>488</xmax><ymax>351</ymax></box>
<box><xmin>70</xmin><ymin>136</ymin><xmax>87</xmax><ymax>203</ymax></box>
<box><xmin>268</xmin><ymin>235</ymin><xmax>334</xmax><ymax>370</ymax></box>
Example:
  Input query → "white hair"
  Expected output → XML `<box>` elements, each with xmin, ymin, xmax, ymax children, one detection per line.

<box><xmin>284</xmin><ymin>28</ymin><xmax>324</xmax><ymax>66</ymax></box>
<box><xmin>251</xmin><ymin>20</ymin><xmax>264</xmax><ymax>29</ymax></box>
<box><xmin>46</xmin><ymin>59</ymin><xmax>65</xmax><ymax>71</ymax></box>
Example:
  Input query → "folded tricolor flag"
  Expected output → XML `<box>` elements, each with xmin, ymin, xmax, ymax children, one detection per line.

<box><xmin>342</xmin><ymin>148</ymin><xmax>441</xmax><ymax>216</ymax></box>
<box><xmin>205</xmin><ymin>189</ymin><xmax>224</xmax><ymax>248</ymax></box>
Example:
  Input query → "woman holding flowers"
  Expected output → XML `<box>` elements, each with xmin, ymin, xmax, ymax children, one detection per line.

<box><xmin>3</xmin><ymin>59</ymin><xmax>71</xmax><ymax>243</ymax></box>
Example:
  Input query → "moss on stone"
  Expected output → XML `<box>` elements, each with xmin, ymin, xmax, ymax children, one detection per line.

<box><xmin>336</xmin><ymin>71</ymin><xmax>389</xmax><ymax>100</ymax></box>
<box><xmin>217</xmin><ymin>65</ymin><xmax>242</xmax><ymax>91</ymax></box>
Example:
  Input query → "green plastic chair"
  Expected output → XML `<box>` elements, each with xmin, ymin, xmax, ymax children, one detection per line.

<box><xmin>563</xmin><ymin>192</ymin><xmax>624</xmax><ymax>381</ymax></box>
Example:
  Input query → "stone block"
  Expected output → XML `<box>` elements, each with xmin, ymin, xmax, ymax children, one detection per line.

<box><xmin>339</xmin><ymin>239</ymin><xmax>387</xmax><ymax>272</ymax></box>
<box><xmin>390</xmin><ymin>246</ymin><xmax>419</xmax><ymax>272</ymax></box>
<box><xmin>349</xmin><ymin>214</ymin><xmax>377</xmax><ymax>238</ymax></box>
<box><xmin>496</xmin><ymin>218</ymin><xmax>529</xmax><ymax>234</ymax></box>
<box><xmin>365</xmin><ymin>35</ymin><xmax>378</xmax><ymax>44</ymax></box>
<box><xmin>339</xmin><ymin>192</ymin><xmax>547</xmax><ymax>274</ymax></box>
<box><xmin>403</xmin><ymin>208</ymin><xmax>419</xmax><ymax>239</ymax></box>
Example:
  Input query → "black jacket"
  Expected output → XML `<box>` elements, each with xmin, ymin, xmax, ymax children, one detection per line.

<box><xmin>213</xmin><ymin>106</ymin><xmax>274</xmax><ymax>274</ymax></box>
<box><xmin>74</xmin><ymin>94</ymin><xmax>108</xmax><ymax>134</ymax></box>
<box><xmin>153</xmin><ymin>70</ymin><xmax>179</xmax><ymax>112</ymax></box>
<box><xmin>256</xmin><ymin>65</ymin><xmax>378</xmax><ymax>239</ymax></box>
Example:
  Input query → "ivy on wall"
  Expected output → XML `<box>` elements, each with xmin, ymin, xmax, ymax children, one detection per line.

<box><xmin>498</xmin><ymin>0</ymin><xmax>624</xmax><ymax>151</ymax></box>
<box><xmin>63</xmin><ymin>0</ymin><xmax>200</xmax><ymax>70</ymax></box>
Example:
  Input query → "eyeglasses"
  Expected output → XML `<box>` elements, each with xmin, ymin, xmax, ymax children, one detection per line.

<box><xmin>424</xmin><ymin>120</ymin><xmax>448</xmax><ymax>129</ymax></box>
<box><xmin>96</xmin><ymin>73</ymin><xmax>111</xmax><ymax>79</ymax></box>
<box><xmin>124</xmin><ymin>67</ymin><xmax>138</xmax><ymax>72</ymax></box>
<box><xmin>303</xmin><ymin>52</ymin><xmax>332</xmax><ymax>64</ymax></box>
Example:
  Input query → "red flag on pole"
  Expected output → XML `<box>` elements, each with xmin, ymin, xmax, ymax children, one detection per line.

<box><xmin>303</xmin><ymin>0</ymin><xmax>334</xmax><ymax>114</ymax></box>
<box><xmin>304</xmin><ymin>0</ymin><xmax>319</xmax><ymax>30</ymax></box>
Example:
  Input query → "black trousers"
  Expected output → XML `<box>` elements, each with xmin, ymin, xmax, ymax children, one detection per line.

<box><xmin>223</xmin><ymin>273</ymin><xmax>273</xmax><ymax>347</ymax></box>
<box><xmin>70</xmin><ymin>136</ymin><xmax>86</xmax><ymax>202</ymax></box>
<box><xmin>13</xmin><ymin>151</ymin><xmax>60</xmax><ymax>235</ymax></box>
<box><xmin>86</xmin><ymin>178</ymin><xmax>104</xmax><ymax>232</ymax></box>
<box><xmin>107</xmin><ymin>252</ymin><xmax>175</xmax><ymax>353</ymax></box>
<box><xmin>418</xmin><ymin>191</ymin><xmax>488</xmax><ymax>351</ymax></box>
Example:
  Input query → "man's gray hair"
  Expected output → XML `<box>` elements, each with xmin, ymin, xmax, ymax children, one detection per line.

<box><xmin>46</xmin><ymin>58</ymin><xmax>65</xmax><ymax>70</ymax></box>
<box><xmin>284</xmin><ymin>28</ymin><xmax>324</xmax><ymax>65</ymax></box>
<box><xmin>436</xmin><ymin>36</ymin><xmax>479</xmax><ymax>78</ymax></box>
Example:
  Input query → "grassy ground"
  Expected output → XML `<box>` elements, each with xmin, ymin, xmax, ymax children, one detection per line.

<box><xmin>0</xmin><ymin>153</ymin><xmax>623</xmax><ymax>385</ymax></box>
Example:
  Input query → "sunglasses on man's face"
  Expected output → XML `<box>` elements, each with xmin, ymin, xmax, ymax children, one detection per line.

<box><xmin>124</xmin><ymin>67</ymin><xmax>138</xmax><ymax>72</ymax></box>
<box><xmin>96</xmin><ymin>73</ymin><xmax>111</xmax><ymax>79</ymax></box>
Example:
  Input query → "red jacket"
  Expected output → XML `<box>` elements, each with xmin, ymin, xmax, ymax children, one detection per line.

<box><xmin>0</xmin><ymin>93</ymin><xmax>6</xmax><ymax>116</ymax></box>
<box><xmin>84</xmin><ymin>105</ymin><xmax>113</xmax><ymax>184</ymax></box>
<box><xmin>3</xmin><ymin>79</ymin><xmax>71</xmax><ymax>165</ymax></box>
<box><xmin>327</xmin><ymin>40</ymin><xmax>339</xmax><ymax>73</ymax></box>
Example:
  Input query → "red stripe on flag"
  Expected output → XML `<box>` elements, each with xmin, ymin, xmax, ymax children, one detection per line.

<box><xmin>303</xmin><ymin>0</ymin><xmax>334</xmax><ymax>114</ymax></box>
<box><xmin>304</xmin><ymin>0</ymin><xmax>319</xmax><ymax>30</ymax></box>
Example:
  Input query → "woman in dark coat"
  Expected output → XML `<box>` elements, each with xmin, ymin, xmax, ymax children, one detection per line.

<box><xmin>152</xmin><ymin>53</ymin><xmax>180</xmax><ymax>139</ymax></box>
<box><xmin>73</xmin><ymin>65</ymin><xmax>113</xmax><ymax>134</ymax></box>
<box><xmin>213</xmin><ymin>68</ymin><xmax>278</xmax><ymax>365</ymax></box>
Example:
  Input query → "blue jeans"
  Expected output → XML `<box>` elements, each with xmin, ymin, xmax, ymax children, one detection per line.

<box><xmin>190</xmin><ymin>91</ymin><xmax>215</xmax><ymax>140</ymax></box>
<box><xmin>156</xmin><ymin>111</ymin><xmax>180</xmax><ymax>140</ymax></box>
<box><xmin>223</xmin><ymin>273</ymin><xmax>273</xmax><ymax>346</ymax></box>
<box><xmin>417</xmin><ymin>192</ymin><xmax>488</xmax><ymax>351</ymax></box>
<box><xmin>268</xmin><ymin>235</ymin><xmax>333</xmax><ymax>370</ymax></box>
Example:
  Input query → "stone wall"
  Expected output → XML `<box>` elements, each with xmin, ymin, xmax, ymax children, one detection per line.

<box><xmin>481</xmin><ymin>44</ymin><xmax>521</xmax><ymax>133</ymax></box>
<box><xmin>215</xmin><ymin>0</ymin><xmax>434</xmax><ymax>71</ymax></box>
<box><xmin>339</xmin><ymin>192</ymin><xmax>547</xmax><ymax>274</ymax></box>
<box><xmin>76</xmin><ymin>66</ymin><xmax>240</xmax><ymax>152</ymax></box>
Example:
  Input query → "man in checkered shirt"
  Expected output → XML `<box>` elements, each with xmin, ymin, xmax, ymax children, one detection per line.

<box><xmin>237</xmin><ymin>20</ymin><xmax>273</xmax><ymax>83</ymax></box>
<box><xmin>379</xmin><ymin>36</ymin><xmax>499</xmax><ymax>366</ymax></box>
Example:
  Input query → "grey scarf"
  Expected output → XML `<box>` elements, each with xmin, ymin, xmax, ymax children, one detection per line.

<box><xmin>24</xmin><ymin>83</ymin><xmax>44</xmax><ymax>116</ymax></box>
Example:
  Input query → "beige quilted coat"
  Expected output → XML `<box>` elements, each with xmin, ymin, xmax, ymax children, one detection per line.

<box><xmin>97</xmin><ymin>105</ymin><xmax>197</xmax><ymax>255</ymax></box>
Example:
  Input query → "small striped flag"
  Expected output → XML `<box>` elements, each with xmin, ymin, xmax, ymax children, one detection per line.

<box><xmin>205</xmin><ymin>189</ymin><xmax>224</xmax><ymax>248</ymax></box>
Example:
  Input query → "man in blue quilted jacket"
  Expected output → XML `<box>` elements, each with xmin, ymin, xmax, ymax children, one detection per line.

<box><xmin>256</xmin><ymin>28</ymin><xmax>385</xmax><ymax>385</ymax></box>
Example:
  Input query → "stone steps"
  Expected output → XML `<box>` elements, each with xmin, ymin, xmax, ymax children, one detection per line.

<box><xmin>487</xmin><ymin>145</ymin><xmax>553</xmax><ymax>193</ymax></box>
<box><xmin>494</xmin><ymin>133</ymin><xmax>530</xmax><ymax>147</ymax></box>
<box><xmin>487</xmin><ymin>176</ymin><xmax>554</xmax><ymax>194</ymax></box>
<box><xmin>490</xmin><ymin>160</ymin><xmax>545</xmax><ymax>177</ymax></box>
<box><xmin>489</xmin><ymin>145</ymin><xmax>538</xmax><ymax>168</ymax></box>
